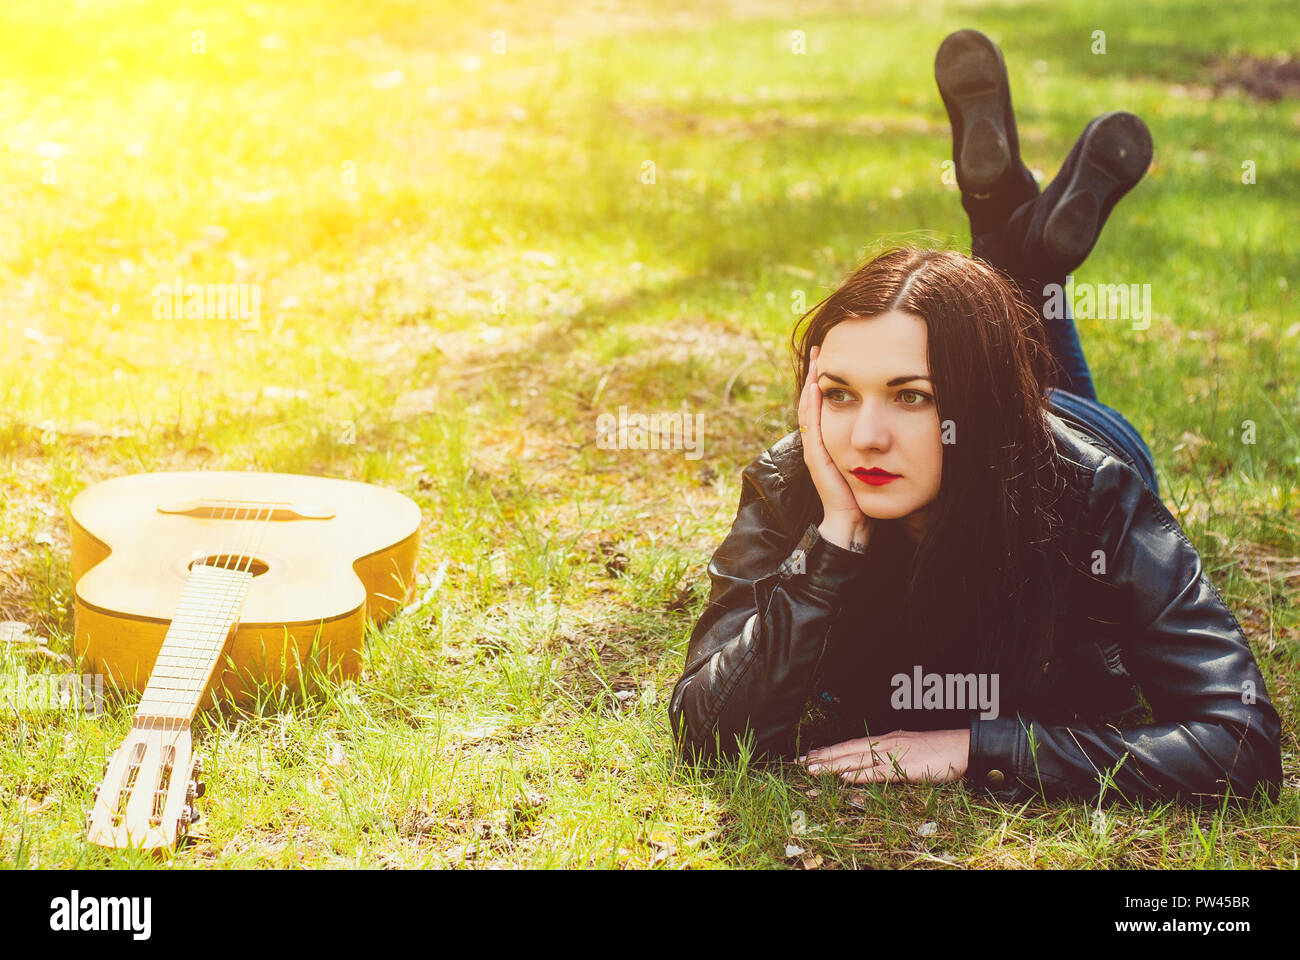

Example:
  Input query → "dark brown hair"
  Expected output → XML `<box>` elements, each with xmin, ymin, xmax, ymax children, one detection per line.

<box><xmin>789</xmin><ymin>246</ymin><xmax>1072</xmax><ymax>698</ymax></box>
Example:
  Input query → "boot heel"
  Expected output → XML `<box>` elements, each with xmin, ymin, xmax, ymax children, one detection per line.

<box><xmin>935</xmin><ymin>29</ymin><xmax>1014</xmax><ymax>194</ymax></box>
<box><xmin>1042</xmin><ymin>112</ymin><xmax>1152</xmax><ymax>265</ymax></box>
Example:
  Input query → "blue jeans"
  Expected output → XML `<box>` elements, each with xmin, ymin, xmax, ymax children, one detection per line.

<box><xmin>1040</xmin><ymin>299</ymin><xmax>1160</xmax><ymax>496</ymax></box>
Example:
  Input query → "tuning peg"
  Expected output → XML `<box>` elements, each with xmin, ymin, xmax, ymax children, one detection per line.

<box><xmin>192</xmin><ymin>758</ymin><xmax>204</xmax><ymax>778</ymax></box>
<box><xmin>177</xmin><ymin>803</ymin><xmax>202</xmax><ymax>833</ymax></box>
<box><xmin>187</xmin><ymin>778</ymin><xmax>206</xmax><ymax>800</ymax></box>
<box><xmin>91</xmin><ymin>785</ymin><xmax>100</xmax><ymax>800</ymax></box>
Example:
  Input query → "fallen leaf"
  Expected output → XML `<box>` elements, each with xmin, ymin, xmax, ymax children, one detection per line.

<box><xmin>0</xmin><ymin>621</ymin><xmax>32</xmax><ymax>643</ymax></box>
<box><xmin>25</xmin><ymin>794</ymin><xmax>58</xmax><ymax>815</ymax></box>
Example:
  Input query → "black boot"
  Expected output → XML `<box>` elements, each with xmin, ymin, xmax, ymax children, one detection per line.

<box><xmin>934</xmin><ymin>29</ymin><xmax>1039</xmax><ymax>242</ymax></box>
<box><xmin>1006</xmin><ymin>111</ymin><xmax>1153</xmax><ymax>284</ymax></box>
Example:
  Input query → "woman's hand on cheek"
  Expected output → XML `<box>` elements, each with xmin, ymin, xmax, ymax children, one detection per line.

<box><xmin>799</xmin><ymin>728</ymin><xmax>971</xmax><ymax>784</ymax></box>
<box><xmin>801</xmin><ymin>345</ymin><xmax>873</xmax><ymax>550</ymax></box>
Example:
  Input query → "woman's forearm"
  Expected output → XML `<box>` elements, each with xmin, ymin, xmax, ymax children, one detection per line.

<box><xmin>671</xmin><ymin>522</ymin><xmax>872</xmax><ymax>761</ymax></box>
<box><xmin>818</xmin><ymin>516</ymin><xmax>871</xmax><ymax>553</ymax></box>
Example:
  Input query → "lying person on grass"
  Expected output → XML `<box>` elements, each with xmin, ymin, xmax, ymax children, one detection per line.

<box><xmin>669</xmin><ymin>29</ymin><xmax>1282</xmax><ymax>808</ymax></box>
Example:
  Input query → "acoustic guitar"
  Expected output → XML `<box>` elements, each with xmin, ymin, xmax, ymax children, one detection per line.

<box><xmin>69</xmin><ymin>471</ymin><xmax>421</xmax><ymax>850</ymax></box>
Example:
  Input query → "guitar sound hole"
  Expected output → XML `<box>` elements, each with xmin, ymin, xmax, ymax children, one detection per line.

<box><xmin>189</xmin><ymin>555</ymin><xmax>270</xmax><ymax>577</ymax></box>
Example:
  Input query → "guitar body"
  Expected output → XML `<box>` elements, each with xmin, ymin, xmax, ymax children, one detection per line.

<box><xmin>70</xmin><ymin>470</ymin><xmax>422</xmax><ymax>851</ymax></box>
<box><xmin>71</xmin><ymin>471</ymin><xmax>421</xmax><ymax>706</ymax></box>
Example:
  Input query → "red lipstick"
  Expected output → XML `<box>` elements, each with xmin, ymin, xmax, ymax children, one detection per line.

<box><xmin>851</xmin><ymin>467</ymin><xmax>900</xmax><ymax>486</ymax></box>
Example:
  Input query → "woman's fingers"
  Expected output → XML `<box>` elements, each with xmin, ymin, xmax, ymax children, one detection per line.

<box><xmin>801</xmin><ymin>344</ymin><xmax>871</xmax><ymax>527</ymax></box>
<box><xmin>839</xmin><ymin>764</ymin><xmax>903</xmax><ymax>785</ymax></box>
<box><xmin>799</xmin><ymin>348</ymin><xmax>819</xmax><ymax>439</ymax></box>
<box><xmin>803</xmin><ymin>731</ymin><xmax>965</xmax><ymax>784</ymax></box>
<box><xmin>801</xmin><ymin>349</ymin><xmax>833</xmax><ymax>471</ymax></box>
<box><xmin>811</xmin><ymin>750</ymin><xmax>908</xmax><ymax>784</ymax></box>
<box><xmin>798</xmin><ymin>363</ymin><xmax>810</xmax><ymax>434</ymax></box>
<box><xmin>804</xmin><ymin>731</ymin><xmax>909</xmax><ymax>763</ymax></box>
<box><xmin>809</xmin><ymin>751</ymin><xmax>882</xmax><ymax>774</ymax></box>
<box><xmin>808</xmin><ymin>347</ymin><xmax>824</xmax><ymax>448</ymax></box>
<box><xmin>805</xmin><ymin>734</ymin><xmax>890</xmax><ymax>765</ymax></box>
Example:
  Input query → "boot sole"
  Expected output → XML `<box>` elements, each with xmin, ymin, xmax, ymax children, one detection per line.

<box><xmin>934</xmin><ymin>30</ymin><xmax>1012</xmax><ymax>193</ymax></box>
<box><xmin>1042</xmin><ymin>112</ymin><xmax>1153</xmax><ymax>265</ymax></box>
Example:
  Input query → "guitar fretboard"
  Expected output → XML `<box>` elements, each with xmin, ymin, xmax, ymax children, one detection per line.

<box><xmin>135</xmin><ymin>563</ymin><xmax>253</xmax><ymax>722</ymax></box>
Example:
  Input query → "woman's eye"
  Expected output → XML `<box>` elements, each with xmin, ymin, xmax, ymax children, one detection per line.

<box><xmin>823</xmin><ymin>388</ymin><xmax>853</xmax><ymax>403</ymax></box>
<box><xmin>898</xmin><ymin>389</ymin><xmax>932</xmax><ymax>406</ymax></box>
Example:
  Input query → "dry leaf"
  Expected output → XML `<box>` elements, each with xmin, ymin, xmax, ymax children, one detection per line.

<box><xmin>643</xmin><ymin>830</ymin><xmax>676</xmax><ymax>853</ymax></box>
<box><xmin>0</xmin><ymin>621</ymin><xmax>32</xmax><ymax>644</ymax></box>
<box><xmin>25</xmin><ymin>794</ymin><xmax>58</xmax><ymax>815</ymax></box>
<box><xmin>0</xmin><ymin>622</ymin><xmax>72</xmax><ymax>666</ymax></box>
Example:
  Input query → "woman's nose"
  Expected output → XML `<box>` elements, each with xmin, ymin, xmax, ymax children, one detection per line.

<box><xmin>850</xmin><ymin>399</ymin><xmax>891</xmax><ymax>450</ymax></box>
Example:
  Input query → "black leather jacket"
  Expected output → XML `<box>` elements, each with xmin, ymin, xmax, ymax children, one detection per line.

<box><xmin>669</xmin><ymin>410</ymin><xmax>1284</xmax><ymax>808</ymax></box>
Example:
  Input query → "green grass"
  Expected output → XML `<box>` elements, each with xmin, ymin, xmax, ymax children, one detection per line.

<box><xmin>1</xmin><ymin>0</ymin><xmax>1297</xmax><ymax>868</ymax></box>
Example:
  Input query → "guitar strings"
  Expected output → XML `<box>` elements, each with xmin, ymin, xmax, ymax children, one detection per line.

<box><xmin>142</xmin><ymin>498</ymin><xmax>281</xmax><ymax>718</ymax></box>
<box><xmin>148</xmin><ymin>499</ymin><xmax>240</xmax><ymax>719</ymax></box>
<box><xmin>114</xmin><ymin>497</ymin><xmax>284</xmax><ymax>842</ymax></box>
<box><xmin>175</xmin><ymin>500</ymin><xmax>280</xmax><ymax>714</ymax></box>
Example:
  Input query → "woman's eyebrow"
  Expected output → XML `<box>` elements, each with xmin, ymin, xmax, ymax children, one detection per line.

<box><xmin>817</xmin><ymin>371</ymin><xmax>932</xmax><ymax>386</ymax></box>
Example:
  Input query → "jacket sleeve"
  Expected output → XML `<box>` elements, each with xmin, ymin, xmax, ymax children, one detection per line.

<box><xmin>965</xmin><ymin>454</ymin><xmax>1284</xmax><ymax>808</ymax></box>
<box><xmin>669</xmin><ymin>442</ymin><xmax>873</xmax><ymax>762</ymax></box>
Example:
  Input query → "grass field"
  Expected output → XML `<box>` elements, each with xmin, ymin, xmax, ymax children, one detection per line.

<box><xmin>1</xmin><ymin>0</ymin><xmax>1297</xmax><ymax>868</ymax></box>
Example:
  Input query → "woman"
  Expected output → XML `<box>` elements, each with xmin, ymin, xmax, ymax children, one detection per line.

<box><xmin>668</xmin><ymin>30</ymin><xmax>1283</xmax><ymax>808</ymax></box>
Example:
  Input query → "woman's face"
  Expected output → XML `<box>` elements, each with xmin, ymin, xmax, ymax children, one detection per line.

<box><xmin>815</xmin><ymin>310</ymin><xmax>943</xmax><ymax>539</ymax></box>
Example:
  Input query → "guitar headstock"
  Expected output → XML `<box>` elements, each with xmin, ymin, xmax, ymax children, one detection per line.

<box><xmin>86</xmin><ymin>723</ymin><xmax>204</xmax><ymax>851</ymax></box>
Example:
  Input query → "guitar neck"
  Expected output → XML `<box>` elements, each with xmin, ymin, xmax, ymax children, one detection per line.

<box><xmin>135</xmin><ymin>563</ymin><xmax>253</xmax><ymax>724</ymax></box>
